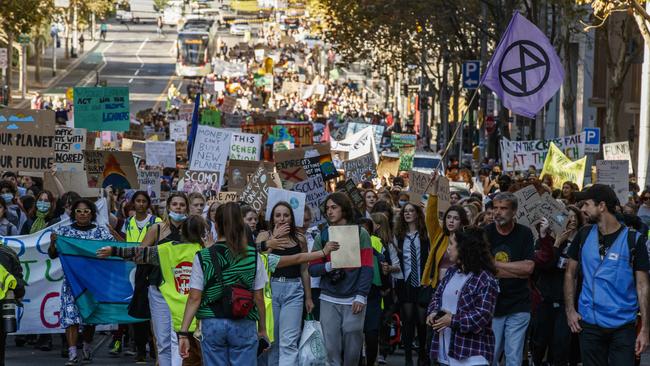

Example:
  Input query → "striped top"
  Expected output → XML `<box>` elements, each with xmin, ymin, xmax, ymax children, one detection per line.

<box><xmin>196</xmin><ymin>243</ymin><xmax>258</xmax><ymax>320</ymax></box>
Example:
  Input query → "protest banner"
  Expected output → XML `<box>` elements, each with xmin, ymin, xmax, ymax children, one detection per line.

<box><xmin>241</xmin><ymin>165</ymin><xmax>278</xmax><ymax>212</ymax></box>
<box><xmin>500</xmin><ymin>133</ymin><xmax>586</xmax><ymax>171</ymax></box>
<box><xmin>213</xmin><ymin>60</ymin><xmax>247</xmax><ymax>77</ymax></box>
<box><xmin>265</xmin><ymin>187</ymin><xmax>307</xmax><ymax>226</ymax></box>
<box><xmin>201</xmin><ymin>109</ymin><xmax>221</xmax><ymax>128</ymax></box>
<box><xmin>292</xmin><ymin>175</ymin><xmax>328</xmax><ymax>226</ymax></box>
<box><xmin>221</xmin><ymin>96</ymin><xmax>237</xmax><ymax>114</ymax></box>
<box><xmin>55</xmin><ymin>127</ymin><xmax>86</xmax><ymax>172</ymax></box>
<box><xmin>436</xmin><ymin>176</ymin><xmax>451</xmax><ymax>222</ymax></box>
<box><xmin>243</xmin><ymin>122</ymin><xmax>314</xmax><ymax>147</ymax></box>
<box><xmin>84</xmin><ymin>150</ymin><xmax>139</xmax><ymax>189</ymax></box>
<box><xmin>391</xmin><ymin>133</ymin><xmax>417</xmax><ymax>149</ymax></box>
<box><xmin>73</xmin><ymin>87</ymin><xmax>129</xmax><ymax>131</ymax></box>
<box><xmin>281</xmin><ymin>81</ymin><xmax>304</xmax><ymax>95</ymax></box>
<box><xmin>408</xmin><ymin>170</ymin><xmax>433</xmax><ymax>204</ymax></box>
<box><xmin>178</xmin><ymin>103</ymin><xmax>194</xmax><ymax>123</ymax></box>
<box><xmin>178</xmin><ymin>170</ymin><xmax>221</xmax><ymax>200</ymax></box>
<box><xmin>137</xmin><ymin>169</ymin><xmax>161</xmax><ymax>205</ymax></box>
<box><xmin>346</xmin><ymin>122</ymin><xmax>385</xmax><ymax>150</ymax></box>
<box><xmin>213</xmin><ymin>191</ymin><xmax>239</xmax><ymax>204</ymax></box>
<box><xmin>273</xmin><ymin>141</ymin><xmax>294</xmax><ymax>152</ymax></box>
<box><xmin>377</xmin><ymin>156</ymin><xmax>400</xmax><ymax>179</ymax></box>
<box><xmin>399</xmin><ymin>147</ymin><xmax>415</xmax><ymax>171</ymax></box>
<box><xmin>145</xmin><ymin>141</ymin><xmax>177</xmax><ymax>168</ymax></box>
<box><xmin>329</xmin><ymin>225</ymin><xmax>361</xmax><ymax>269</ymax></box>
<box><xmin>169</xmin><ymin>120</ymin><xmax>188</xmax><ymax>142</ymax></box>
<box><xmin>540</xmin><ymin>142</ymin><xmax>587</xmax><ymax>189</ymax></box>
<box><xmin>229</xmin><ymin>132</ymin><xmax>262</xmax><ymax>161</ymax></box>
<box><xmin>343</xmin><ymin>153</ymin><xmax>377</xmax><ymax>185</ymax></box>
<box><xmin>0</xmin><ymin>109</ymin><xmax>55</xmax><ymax>172</ymax></box>
<box><xmin>44</xmin><ymin>171</ymin><xmax>101</xmax><ymax>198</ymax></box>
<box><xmin>597</xmin><ymin>160</ymin><xmax>629</xmax><ymax>205</ymax></box>
<box><xmin>331</xmin><ymin>127</ymin><xmax>378</xmax><ymax>163</ymax></box>
<box><xmin>189</xmin><ymin>125</ymin><xmax>232</xmax><ymax>175</ymax></box>
<box><xmin>228</xmin><ymin>160</ymin><xmax>274</xmax><ymax>193</ymax></box>
<box><xmin>603</xmin><ymin>141</ymin><xmax>633</xmax><ymax>174</ymax></box>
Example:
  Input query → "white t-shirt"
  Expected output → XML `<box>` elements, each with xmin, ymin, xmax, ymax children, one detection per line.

<box><xmin>189</xmin><ymin>253</ymin><xmax>267</xmax><ymax>291</ymax></box>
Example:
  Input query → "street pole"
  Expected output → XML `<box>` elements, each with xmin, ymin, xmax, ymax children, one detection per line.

<box><xmin>91</xmin><ymin>12</ymin><xmax>96</xmax><ymax>41</ymax></box>
<box><xmin>72</xmin><ymin>1</ymin><xmax>78</xmax><ymax>58</ymax></box>
<box><xmin>420</xmin><ymin>35</ymin><xmax>427</xmax><ymax>148</ymax></box>
<box><xmin>52</xmin><ymin>36</ymin><xmax>57</xmax><ymax>76</ymax></box>
<box><xmin>638</xmin><ymin>1</ymin><xmax>650</xmax><ymax>187</ymax></box>
<box><xmin>21</xmin><ymin>43</ymin><xmax>27</xmax><ymax>100</ymax></box>
<box><xmin>479</xmin><ymin>0</ymin><xmax>488</xmax><ymax>160</ymax></box>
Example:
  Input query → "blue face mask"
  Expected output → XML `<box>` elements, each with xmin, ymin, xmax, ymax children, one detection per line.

<box><xmin>1</xmin><ymin>193</ymin><xmax>13</xmax><ymax>203</ymax></box>
<box><xmin>168</xmin><ymin>211</ymin><xmax>187</xmax><ymax>222</ymax></box>
<box><xmin>398</xmin><ymin>200</ymin><xmax>408</xmax><ymax>207</ymax></box>
<box><xmin>36</xmin><ymin>201</ymin><xmax>51</xmax><ymax>213</ymax></box>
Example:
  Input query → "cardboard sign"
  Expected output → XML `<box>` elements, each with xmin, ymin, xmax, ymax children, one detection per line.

<box><xmin>377</xmin><ymin>156</ymin><xmax>400</xmax><ymax>179</ymax></box>
<box><xmin>73</xmin><ymin>87</ymin><xmax>129</xmax><ymax>131</ymax></box>
<box><xmin>137</xmin><ymin>169</ymin><xmax>161</xmax><ymax>205</ymax></box>
<box><xmin>329</xmin><ymin>225</ymin><xmax>361</xmax><ymax>269</ymax></box>
<box><xmin>179</xmin><ymin>170</ymin><xmax>221</xmax><ymax>200</ymax></box>
<box><xmin>513</xmin><ymin>184</ymin><xmax>542</xmax><ymax>228</ymax></box>
<box><xmin>391</xmin><ymin>133</ymin><xmax>417</xmax><ymax>149</ymax></box>
<box><xmin>292</xmin><ymin>175</ymin><xmax>328</xmax><ymax>226</ymax></box>
<box><xmin>229</xmin><ymin>132</ymin><xmax>262</xmax><ymax>161</ymax></box>
<box><xmin>189</xmin><ymin>126</ymin><xmax>232</xmax><ymax>174</ymax></box>
<box><xmin>0</xmin><ymin>109</ymin><xmax>55</xmax><ymax>172</ymax></box>
<box><xmin>408</xmin><ymin>170</ymin><xmax>433</xmax><ymax>203</ymax></box>
<box><xmin>145</xmin><ymin>141</ymin><xmax>177</xmax><ymax>168</ymax></box>
<box><xmin>201</xmin><ymin>109</ymin><xmax>222</xmax><ymax>128</ymax></box>
<box><xmin>265</xmin><ymin>187</ymin><xmax>307</xmax><ymax>226</ymax></box>
<box><xmin>537</xmin><ymin>192</ymin><xmax>569</xmax><ymax>235</ymax></box>
<box><xmin>221</xmin><ymin>96</ymin><xmax>237</xmax><ymax>114</ymax></box>
<box><xmin>500</xmin><ymin>133</ymin><xmax>586</xmax><ymax>171</ymax></box>
<box><xmin>43</xmin><ymin>171</ymin><xmax>100</xmax><ymax>198</ymax></box>
<box><xmin>55</xmin><ymin>126</ymin><xmax>86</xmax><ymax>172</ymax></box>
<box><xmin>436</xmin><ymin>176</ymin><xmax>451</xmax><ymax>223</ymax></box>
<box><xmin>169</xmin><ymin>120</ymin><xmax>188</xmax><ymax>142</ymax></box>
<box><xmin>242</xmin><ymin>122</ymin><xmax>314</xmax><ymax>147</ymax></box>
<box><xmin>84</xmin><ymin>150</ymin><xmax>138</xmax><ymax>189</ymax></box>
<box><xmin>597</xmin><ymin>160</ymin><xmax>629</xmax><ymax>205</ymax></box>
<box><xmin>281</xmin><ymin>81</ymin><xmax>303</xmax><ymax>95</ymax></box>
<box><xmin>603</xmin><ymin>141</ymin><xmax>633</xmax><ymax>174</ymax></box>
<box><xmin>213</xmin><ymin>191</ymin><xmax>239</xmax><ymax>204</ymax></box>
<box><xmin>343</xmin><ymin>153</ymin><xmax>377</xmax><ymax>185</ymax></box>
<box><xmin>241</xmin><ymin>165</ymin><xmax>276</xmax><ymax>212</ymax></box>
<box><xmin>178</xmin><ymin>103</ymin><xmax>194</xmax><ymax>123</ymax></box>
<box><xmin>228</xmin><ymin>160</ymin><xmax>274</xmax><ymax>192</ymax></box>
<box><xmin>343</xmin><ymin>179</ymin><xmax>365</xmax><ymax>210</ymax></box>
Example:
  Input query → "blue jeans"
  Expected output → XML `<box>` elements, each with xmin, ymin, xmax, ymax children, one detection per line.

<box><xmin>200</xmin><ymin>318</ymin><xmax>258</xmax><ymax>365</ymax></box>
<box><xmin>492</xmin><ymin>312</ymin><xmax>531</xmax><ymax>366</ymax></box>
<box><xmin>269</xmin><ymin>279</ymin><xmax>304</xmax><ymax>366</ymax></box>
<box><xmin>149</xmin><ymin>286</ymin><xmax>181</xmax><ymax>366</ymax></box>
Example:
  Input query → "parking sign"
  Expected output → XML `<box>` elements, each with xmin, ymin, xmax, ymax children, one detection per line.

<box><xmin>584</xmin><ymin>127</ymin><xmax>600</xmax><ymax>153</ymax></box>
<box><xmin>0</xmin><ymin>48</ymin><xmax>7</xmax><ymax>70</ymax></box>
<box><xmin>462</xmin><ymin>60</ymin><xmax>480</xmax><ymax>89</ymax></box>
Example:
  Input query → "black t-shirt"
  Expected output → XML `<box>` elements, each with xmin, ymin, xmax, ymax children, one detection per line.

<box><xmin>567</xmin><ymin>225</ymin><xmax>650</xmax><ymax>272</ymax></box>
<box><xmin>485</xmin><ymin>223</ymin><xmax>535</xmax><ymax>316</ymax></box>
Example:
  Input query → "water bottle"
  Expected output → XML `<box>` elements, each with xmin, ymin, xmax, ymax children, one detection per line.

<box><xmin>1</xmin><ymin>290</ymin><xmax>17</xmax><ymax>333</ymax></box>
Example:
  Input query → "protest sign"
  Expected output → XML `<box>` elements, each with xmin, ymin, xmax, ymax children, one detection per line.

<box><xmin>200</xmin><ymin>109</ymin><xmax>221</xmax><ymax>128</ymax></box>
<box><xmin>178</xmin><ymin>103</ymin><xmax>194</xmax><ymax>123</ymax></box>
<box><xmin>221</xmin><ymin>96</ymin><xmax>237</xmax><ymax>114</ymax></box>
<box><xmin>344</xmin><ymin>179</ymin><xmax>365</xmax><ymax>210</ymax></box>
<box><xmin>242</xmin><ymin>122</ymin><xmax>314</xmax><ymax>147</ymax></box>
<box><xmin>84</xmin><ymin>150</ymin><xmax>139</xmax><ymax>189</ymax></box>
<box><xmin>436</xmin><ymin>176</ymin><xmax>451</xmax><ymax>222</ymax></box>
<box><xmin>537</xmin><ymin>192</ymin><xmax>569</xmax><ymax>236</ymax></box>
<box><xmin>189</xmin><ymin>126</ymin><xmax>232</xmax><ymax>175</ymax></box>
<box><xmin>137</xmin><ymin>169</ymin><xmax>161</xmax><ymax>205</ymax></box>
<box><xmin>0</xmin><ymin>109</ymin><xmax>55</xmax><ymax>172</ymax></box>
<box><xmin>55</xmin><ymin>127</ymin><xmax>86</xmax><ymax>172</ymax></box>
<box><xmin>343</xmin><ymin>153</ymin><xmax>377</xmax><ymax>185</ymax></box>
<box><xmin>241</xmin><ymin>165</ymin><xmax>278</xmax><ymax>212</ymax></box>
<box><xmin>265</xmin><ymin>187</ymin><xmax>307</xmax><ymax>226</ymax></box>
<box><xmin>408</xmin><ymin>170</ymin><xmax>433</xmax><ymax>204</ymax></box>
<box><xmin>391</xmin><ymin>133</ymin><xmax>417</xmax><ymax>149</ymax></box>
<box><xmin>540</xmin><ymin>142</ymin><xmax>587</xmax><ymax>189</ymax></box>
<box><xmin>73</xmin><ymin>87</ymin><xmax>129</xmax><ymax>131</ymax></box>
<box><xmin>597</xmin><ymin>160</ymin><xmax>629</xmax><ymax>205</ymax></box>
<box><xmin>399</xmin><ymin>147</ymin><xmax>415</xmax><ymax>171</ymax></box>
<box><xmin>213</xmin><ymin>60</ymin><xmax>247</xmax><ymax>77</ymax></box>
<box><xmin>293</xmin><ymin>175</ymin><xmax>328</xmax><ymax>226</ymax></box>
<box><xmin>213</xmin><ymin>191</ymin><xmax>239</xmax><ymax>204</ymax></box>
<box><xmin>229</xmin><ymin>132</ymin><xmax>262</xmax><ymax>161</ymax></box>
<box><xmin>329</xmin><ymin>225</ymin><xmax>361</xmax><ymax>269</ymax></box>
<box><xmin>331</xmin><ymin>127</ymin><xmax>378</xmax><ymax>163</ymax></box>
<box><xmin>228</xmin><ymin>160</ymin><xmax>274</xmax><ymax>192</ymax></box>
<box><xmin>44</xmin><ymin>171</ymin><xmax>100</xmax><ymax>198</ymax></box>
<box><xmin>169</xmin><ymin>120</ymin><xmax>188</xmax><ymax>142</ymax></box>
<box><xmin>281</xmin><ymin>81</ymin><xmax>304</xmax><ymax>95</ymax></box>
<box><xmin>178</xmin><ymin>170</ymin><xmax>221</xmax><ymax>200</ymax></box>
<box><xmin>346</xmin><ymin>122</ymin><xmax>385</xmax><ymax>150</ymax></box>
<box><xmin>603</xmin><ymin>141</ymin><xmax>633</xmax><ymax>174</ymax></box>
<box><xmin>500</xmin><ymin>133</ymin><xmax>586</xmax><ymax>171</ymax></box>
<box><xmin>513</xmin><ymin>184</ymin><xmax>542</xmax><ymax>228</ymax></box>
<box><xmin>145</xmin><ymin>141</ymin><xmax>177</xmax><ymax>168</ymax></box>
<box><xmin>377</xmin><ymin>156</ymin><xmax>400</xmax><ymax>179</ymax></box>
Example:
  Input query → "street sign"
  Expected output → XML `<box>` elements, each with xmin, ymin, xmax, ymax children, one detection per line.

<box><xmin>584</xmin><ymin>127</ymin><xmax>600</xmax><ymax>153</ymax></box>
<box><xmin>18</xmin><ymin>35</ymin><xmax>30</xmax><ymax>44</ymax></box>
<box><xmin>462</xmin><ymin>60</ymin><xmax>480</xmax><ymax>89</ymax></box>
<box><xmin>0</xmin><ymin>48</ymin><xmax>6</xmax><ymax>69</ymax></box>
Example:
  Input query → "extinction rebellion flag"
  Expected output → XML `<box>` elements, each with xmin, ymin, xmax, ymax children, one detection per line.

<box><xmin>481</xmin><ymin>12</ymin><xmax>564</xmax><ymax>118</ymax></box>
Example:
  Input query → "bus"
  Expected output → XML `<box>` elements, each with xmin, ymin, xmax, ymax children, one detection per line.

<box><xmin>175</xmin><ymin>19</ymin><xmax>217</xmax><ymax>77</ymax></box>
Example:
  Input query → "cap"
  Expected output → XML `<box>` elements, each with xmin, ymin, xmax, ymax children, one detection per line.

<box><xmin>573</xmin><ymin>184</ymin><xmax>619</xmax><ymax>208</ymax></box>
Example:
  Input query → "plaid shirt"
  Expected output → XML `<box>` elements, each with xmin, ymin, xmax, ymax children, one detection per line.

<box><xmin>428</xmin><ymin>266</ymin><xmax>499</xmax><ymax>362</ymax></box>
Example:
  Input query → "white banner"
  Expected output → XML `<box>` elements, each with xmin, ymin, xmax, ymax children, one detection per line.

<box><xmin>603</xmin><ymin>141</ymin><xmax>634</xmax><ymax>174</ymax></box>
<box><xmin>500</xmin><ymin>133</ymin><xmax>585</xmax><ymax>171</ymax></box>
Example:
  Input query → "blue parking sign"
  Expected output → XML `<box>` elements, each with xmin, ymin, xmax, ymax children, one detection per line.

<box><xmin>584</xmin><ymin>127</ymin><xmax>600</xmax><ymax>153</ymax></box>
<box><xmin>462</xmin><ymin>60</ymin><xmax>480</xmax><ymax>89</ymax></box>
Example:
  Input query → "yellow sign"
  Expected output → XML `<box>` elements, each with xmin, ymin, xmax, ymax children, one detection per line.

<box><xmin>66</xmin><ymin>87</ymin><xmax>74</xmax><ymax>103</ymax></box>
<box><xmin>540</xmin><ymin>142</ymin><xmax>587</xmax><ymax>189</ymax></box>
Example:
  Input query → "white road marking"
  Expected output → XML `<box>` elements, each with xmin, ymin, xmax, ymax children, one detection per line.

<box><xmin>129</xmin><ymin>78</ymin><xmax>134</xmax><ymax>83</ymax></box>
<box><xmin>136</xmin><ymin>38</ymin><xmax>149</xmax><ymax>68</ymax></box>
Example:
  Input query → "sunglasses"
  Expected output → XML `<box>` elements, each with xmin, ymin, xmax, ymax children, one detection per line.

<box><xmin>75</xmin><ymin>208</ymin><xmax>91</xmax><ymax>215</ymax></box>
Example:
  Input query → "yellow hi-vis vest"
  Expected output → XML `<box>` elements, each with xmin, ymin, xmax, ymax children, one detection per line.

<box><xmin>261</xmin><ymin>253</ymin><xmax>274</xmax><ymax>343</ymax></box>
<box><xmin>125</xmin><ymin>216</ymin><xmax>162</xmax><ymax>243</ymax></box>
<box><xmin>157</xmin><ymin>241</ymin><xmax>202</xmax><ymax>332</ymax></box>
<box><xmin>0</xmin><ymin>264</ymin><xmax>16</xmax><ymax>300</ymax></box>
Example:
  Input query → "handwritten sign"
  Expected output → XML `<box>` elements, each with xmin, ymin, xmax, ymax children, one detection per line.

<box><xmin>399</xmin><ymin>147</ymin><xmax>415</xmax><ymax>171</ymax></box>
<box><xmin>73</xmin><ymin>87</ymin><xmax>129</xmax><ymax>131</ymax></box>
<box><xmin>603</xmin><ymin>141</ymin><xmax>633</xmax><ymax>174</ymax></box>
<box><xmin>537</xmin><ymin>192</ymin><xmax>569</xmax><ymax>235</ymax></box>
<box><xmin>377</xmin><ymin>156</ymin><xmax>400</xmax><ymax>179</ymax></box>
<box><xmin>213</xmin><ymin>191</ymin><xmax>239</xmax><ymax>204</ymax></box>
<box><xmin>137</xmin><ymin>169</ymin><xmax>161</xmax><ymax>205</ymax></box>
<box><xmin>597</xmin><ymin>160</ymin><xmax>629</xmax><ymax>205</ymax></box>
<box><xmin>229</xmin><ymin>132</ymin><xmax>262</xmax><ymax>161</ymax></box>
<box><xmin>179</xmin><ymin>170</ymin><xmax>221</xmax><ymax>200</ymax></box>
<box><xmin>408</xmin><ymin>170</ymin><xmax>433</xmax><ymax>203</ymax></box>
<box><xmin>169</xmin><ymin>120</ymin><xmax>188</xmax><ymax>142</ymax></box>
<box><xmin>0</xmin><ymin>109</ymin><xmax>55</xmax><ymax>172</ymax></box>
<box><xmin>265</xmin><ymin>187</ymin><xmax>307</xmax><ymax>226</ymax></box>
<box><xmin>84</xmin><ymin>150</ymin><xmax>138</xmax><ymax>189</ymax></box>
<box><xmin>189</xmin><ymin>125</ymin><xmax>232</xmax><ymax>175</ymax></box>
<box><xmin>145</xmin><ymin>141</ymin><xmax>177</xmax><ymax>168</ymax></box>
<box><xmin>343</xmin><ymin>153</ymin><xmax>377</xmax><ymax>185</ymax></box>
<box><xmin>201</xmin><ymin>109</ymin><xmax>221</xmax><ymax>128</ymax></box>
<box><xmin>178</xmin><ymin>103</ymin><xmax>194</xmax><ymax>123</ymax></box>
<box><xmin>293</xmin><ymin>175</ymin><xmax>328</xmax><ymax>226</ymax></box>
<box><xmin>221</xmin><ymin>96</ymin><xmax>237</xmax><ymax>114</ymax></box>
<box><xmin>242</xmin><ymin>122</ymin><xmax>313</xmax><ymax>147</ymax></box>
<box><xmin>391</xmin><ymin>133</ymin><xmax>417</xmax><ymax>149</ymax></box>
<box><xmin>513</xmin><ymin>184</ymin><xmax>542</xmax><ymax>228</ymax></box>
<box><xmin>55</xmin><ymin>127</ymin><xmax>86</xmax><ymax>172</ymax></box>
<box><xmin>241</xmin><ymin>166</ymin><xmax>275</xmax><ymax>212</ymax></box>
<box><xmin>500</xmin><ymin>133</ymin><xmax>586</xmax><ymax>171</ymax></box>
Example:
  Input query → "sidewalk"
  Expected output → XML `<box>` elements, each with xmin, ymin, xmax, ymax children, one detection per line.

<box><xmin>7</xmin><ymin>29</ymin><xmax>101</xmax><ymax>108</ymax></box>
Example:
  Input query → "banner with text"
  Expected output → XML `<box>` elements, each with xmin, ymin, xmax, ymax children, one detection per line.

<box><xmin>74</xmin><ymin>87</ymin><xmax>129</xmax><ymax>131</ymax></box>
<box><xmin>0</xmin><ymin>109</ymin><xmax>55</xmax><ymax>172</ymax></box>
<box><xmin>500</xmin><ymin>133</ymin><xmax>585</xmax><ymax>171</ymax></box>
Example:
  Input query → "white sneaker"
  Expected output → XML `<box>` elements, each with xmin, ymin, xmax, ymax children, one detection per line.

<box><xmin>377</xmin><ymin>355</ymin><xmax>387</xmax><ymax>364</ymax></box>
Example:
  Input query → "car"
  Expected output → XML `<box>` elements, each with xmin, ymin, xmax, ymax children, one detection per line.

<box><xmin>230</xmin><ymin>22</ymin><xmax>251</xmax><ymax>35</ymax></box>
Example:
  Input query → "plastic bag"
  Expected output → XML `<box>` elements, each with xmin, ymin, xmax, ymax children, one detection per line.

<box><xmin>298</xmin><ymin>315</ymin><xmax>327</xmax><ymax>366</ymax></box>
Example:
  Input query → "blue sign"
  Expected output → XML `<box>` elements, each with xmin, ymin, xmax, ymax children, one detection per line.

<box><xmin>462</xmin><ymin>60</ymin><xmax>480</xmax><ymax>89</ymax></box>
<box><xmin>584</xmin><ymin>127</ymin><xmax>600</xmax><ymax>153</ymax></box>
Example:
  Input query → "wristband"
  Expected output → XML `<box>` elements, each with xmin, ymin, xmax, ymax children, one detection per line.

<box><xmin>176</xmin><ymin>331</ymin><xmax>193</xmax><ymax>338</ymax></box>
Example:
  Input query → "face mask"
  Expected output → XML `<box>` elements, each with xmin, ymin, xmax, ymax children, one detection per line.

<box><xmin>168</xmin><ymin>211</ymin><xmax>187</xmax><ymax>222</ymax></box>
<box><xmin>36</xmin><ymin>201</ymin><xmax>50</xmax><ymax>212</ymax></box>
<box><xmin>398</xmin><ymin>200</ymin><xmax>408</xmax><ymax>207</ymax></box>
<box><xmin>1</xmin><ymin>193</ymin><xmax>13</xmax><ymax>203</ymax></box>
